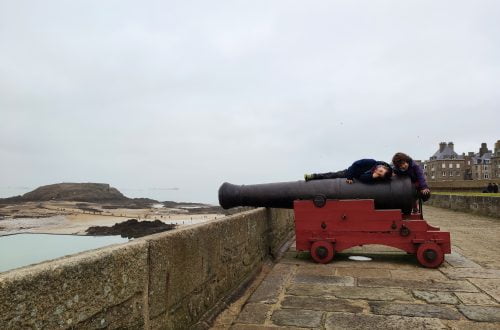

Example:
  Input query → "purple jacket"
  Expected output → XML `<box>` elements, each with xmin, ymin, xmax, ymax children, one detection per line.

<box><xmin>393</xmin><ymin>159</ymin><xmax>429</xmax><ymax>189</ymax></box>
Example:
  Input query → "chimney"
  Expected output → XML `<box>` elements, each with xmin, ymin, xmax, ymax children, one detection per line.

<box><xmin>448</xmin><ymin>142</ymin><xmax>454</xmax><ymax>152</ymax></box>
<box><xmin>479</xmin><ymin>143</ymin><xmax>488</xmax><ymax>157</ymax></box>
<box><xmin>439</xmin><ymin>142</ymin><xmax>446</xmax><ymax>152</ymax></box>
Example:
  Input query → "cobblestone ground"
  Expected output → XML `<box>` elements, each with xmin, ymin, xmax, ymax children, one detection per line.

<box><xmin>212</xmin><ymin>206</ymin><xmax>500</xmax><ymax>329</ymax></box>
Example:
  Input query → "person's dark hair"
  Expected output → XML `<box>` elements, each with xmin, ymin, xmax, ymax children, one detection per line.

<box><xmin>374</xmin><ymin>163</ymin><xmax>393</xmax><ymax>180</ymax></box>
<box><xmin>392</xmin><ymin>152</ymin><xmax>412</xmax><ymax>167</ymax></box>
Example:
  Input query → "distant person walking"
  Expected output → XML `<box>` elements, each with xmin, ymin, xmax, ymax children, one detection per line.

<box><xmin>493</xmin><ymin>183</ymin><xmax>499</xmax><ymax>194</ymax></box>
<box><xmin>487</xmin><ymin>183</ymin><xmax>494</xmax><ymax>193</ymax></box>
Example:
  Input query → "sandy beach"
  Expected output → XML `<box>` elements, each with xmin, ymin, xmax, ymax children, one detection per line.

<box><xmin>0</xmin><ymin>201</ymin><xmax>223</xmax><ymax>236</ymax></box>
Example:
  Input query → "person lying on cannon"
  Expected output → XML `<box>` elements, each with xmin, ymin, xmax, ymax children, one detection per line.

<box><xmin>391</xmin><ymin>152</ymin><xmax>430</xmax><ymax>199</ymax></box>
<box><xmin>304</xmin><ymin>159</ymin><xmax>393</xmax><ymax>184</ymax></box>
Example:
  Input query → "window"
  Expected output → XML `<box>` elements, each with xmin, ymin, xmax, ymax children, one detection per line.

<box><xmin>467</xmin><ymin>161</ymin><xmax>471</xmax><ymax>165</ymax></box>
<box><xmin>484</xmin><ymin>173</ymin><xmax>489</xmax><ymax>179</ymax></box>
<box><xmin>456</xmin><ymin>164</ymin><xmax>460</xmax><ymax>169</ymax></box>
<box><xmin>484</xmin><ymin>165</ymin><xmax>489</xmax><ymax>170</ymax></box>
<box><xmin>442</xmin><ymin>171</ymin><xmax>446</xmax><ymax>176</ymax></box>
<box><xmin>456</xmin><ymin>171</ymin><xmax>461</xmax><ymax>176</ymax></box>
<box><xmin>449</xmin><ymin>171</ymin><xmax>453</xmax><ymax>176</ymax></box>
<box><xmin>449</xmin><ymin>164</ymin><xmax>453</xmax><ymax>169</ymax></box>
<box><xmin>442</xmin><ymin>163</ymin><xmax>446</xmax><ymax>169</ymax></box>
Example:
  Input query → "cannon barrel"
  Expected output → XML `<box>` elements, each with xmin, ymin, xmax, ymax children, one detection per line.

<box><xmin>218</xmin><ymin>177</ymin><xmax>417</xmax><ymax>214</ymax></box>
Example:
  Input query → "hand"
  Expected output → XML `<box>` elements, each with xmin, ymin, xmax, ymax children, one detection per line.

<box><xmin>346</xmin><ymin>179</ymin><xmax>354</xmax><ymax>184</ymax></box>
<box><xmin>420</xmin><ymin>188</ymin><xmax>430</xmax><ymax>195</ymax></box>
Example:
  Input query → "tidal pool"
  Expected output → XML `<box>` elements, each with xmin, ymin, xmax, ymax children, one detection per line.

<box><xmin>0</xmin><ymin>234</ymin><xmax>129</xmax><ymax>273</ymax></box>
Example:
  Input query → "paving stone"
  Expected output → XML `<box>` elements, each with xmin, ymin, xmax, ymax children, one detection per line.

<box><xmin>369</xmin><ymin>302</ymin><xmax>462</xmax><ymax>320</ymax></box>
<box><xmin>468</xmin><ymin>278</ymin><xmax>500</xmax><ymax>302</ymax></box>
<box><xmin>295</xmin><ymin>264</ymin><xmax>335</xmax><ymax>276</ymax></box>
<box><xmin>445</xmin><ymin>252</ymin><xmax>482</xmax><ymax>268</ymax></box>
<box><xmin>441</xmin><ymin>267</ymin><xmax>500</xmax><ymax>279</ymax></box>
<box><xmin>235</xmin><ymin>303</ymin><xmax>272</xmax><ymax>324</ymax></box>
<box><xmin>271</xmin><ymin>309</ymin><xmax>324</xmax><ymax>328</ymax></box>
<box><xmin>281</xmin><ymin>295</ymin><xmax>365</xmax><ymax>313</ymax></box>
<box><xmin>287</xmin><ymin>283</ymin><xmax>412</xmax><ymax>301</ymax></box>
<box><xmin>358</xmin><ymin>278</ymin><xmax>478</xmax><ymax>292</ymax></box>
<box><xmin>247</xmin><ymin>265</ymin><xmax>293</xmax><ymax>304</ymax></box>
<box><xmin>335</xmin><ymin>267</ymin><xmax>391</xmax><ymax>279</ymax></box>
<box><xmin>391</xmin><ymin>268</ymin><xmax>448</xmax><ymax>281</ymax></box>
<box><xmin>442</xmin><ymin>320</ymin><xmax>500</xmax><ymax>330</ymax></box>
<box><xmin>292</xmin><ymin>273</ymin><xmax>354</xmax><ymax>286</ymax></box>
<box><xmin>413</xmin><ymin>290</ymin><xmax>459</xmax><ymax>304</ymax></box>
<box><xmin>458</xmin><ymin>305</ymin><xmax>500</xmax><ymax>322</ymax></box>
<box><xmin>231</xmin><ymin>325</ymin><xmax>304</xmax><ymax>330</ymax></box>
<box><xmin>324</xmin><ymin>312</ymin><xmax>446</xmax><ymax>330</ymax></box>
<box><xmin>455</xmin><ymin>292</ymin><xmax>499</xmax><ymax>306</ymax></box>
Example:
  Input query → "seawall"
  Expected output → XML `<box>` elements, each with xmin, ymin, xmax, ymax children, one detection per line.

<box><xmin>426</xmin><ymin>194</ymin><xmax>499</xmax><ymax>219</ymax></box>
<box><xmin>0</xmin><ymin>208</ymin><xmax>294</xmax><ymax>329</ymax></box>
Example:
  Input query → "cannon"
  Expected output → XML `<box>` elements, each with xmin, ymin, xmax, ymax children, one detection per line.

<box><xmin>218</xmin><ymin>177</ymin><xmax>451</xmax><ymax>268</ymax></box>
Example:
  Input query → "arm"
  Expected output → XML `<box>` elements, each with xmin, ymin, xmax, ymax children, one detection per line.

<box><xmin>413</xmin><ymin>164</ymin><xmax>429</xmax><ymax>190</ymax></box>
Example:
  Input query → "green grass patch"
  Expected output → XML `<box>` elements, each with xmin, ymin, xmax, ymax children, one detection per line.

<box><xmin>432</xmin><ymin>191</ymin><xmax>500</xmax><ymax>197</ymax></box>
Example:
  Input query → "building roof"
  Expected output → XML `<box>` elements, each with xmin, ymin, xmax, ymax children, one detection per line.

<box><xmin>431</xmin><ymin>145</ymin><xmax>462</xmax><ymax>160</ymax></box>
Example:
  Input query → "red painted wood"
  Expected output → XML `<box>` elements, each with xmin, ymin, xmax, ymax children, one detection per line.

<box><xmin>294</xmin><ymin>199</ymin><xmax>451</xmax><ymax>267</ymax></box>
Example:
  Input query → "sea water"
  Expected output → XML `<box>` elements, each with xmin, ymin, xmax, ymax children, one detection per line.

<box><xmin>0</xmin><ymin>234</ymin><xmax>129</xmax><ymax>273</ymax></box>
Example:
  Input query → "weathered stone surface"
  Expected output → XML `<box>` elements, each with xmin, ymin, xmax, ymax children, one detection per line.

<box><xmin>413</xmin><ymin>290</ymin><xmax>459</xmax><ymax>304</ymax></box>
<box><xmin>458</xmin><ymin>305</ymin><xmax>500</xmax><ymax>322</ymax></box>
<box><xmin>0</xmin><ymin>240</ymin><xmax>148</xmax><ymax>330</ymax></box>
<box><xmin>295</xmin><ymin>264</ymin><xmax>335</xmax><ymax>276</ymax></box>
<box><xmin>468</xmin><ymin>278</ymin><xmax>500</xmax><ymax>302</ymax></box>
<box><xmin>441</xmin><ymin>267</ymin><xmax>500</xmax><ymax>279</ymax></box>
<box><xmin>445</xmin><ymin>251</ymin><xmax>482</xmax><ymax>268</ymax></box>
<box><xmin>287</xmin><ymin>283</ymin><xmax>412</xmax><ymax>301</ymax></box>
<box><xmin>235</xmin><ymin>303</ymin><xmax>272</xmax><ymax>324</ymax></box>
<box><xmin>292</xmin><ymin>273</ymin><xmax>354</xmax><ymax>286</ymax></box>
<box><xmin>358</xmin><ymin>278</ymin><xmax>478</xmax><ymax>292</ymax></box>
<box><xmin>231</xmin><ymin>324</ymin><xmax>304</xmax><ymax>330</ymax></box>
<box><xmin>271</xmin><ymin>309</ymin><xmax>324</xmax><ymax>328</ymax></box>
<box><xmin>390</xmin><ymin>268</ymin><xmax>448</xmax><ymax>281</ymax></box>
<box><xmin>370</xmin><ymin>302</ymin><xmax>462</xmax><ymax>320</ymax></box>
<box><xmin>324</xmin><ymin>312</ymin><xmax>446</xmax><ymax>330</ymax></box>
<box><xmin>335</xmin><ymin>267</ymin><xmax>391</xmax><ymax>279</ymax></box>
<box><xmin>281</xmin><ymin>295</ymin><xmax>365</xmax><ymax>313</ymax></box>
<box><xmin>247</xmin><ymin>264</ymin><xmax>293</xmax><ymax>304</ymax></box>
<box><xmin>455</xmin><ymin>292</ymin><xmax>498</xmax><ymax>306</ymax></box>
<box><xmin>443</xmin><ymin>320</ymin><xmax>500</xmax><ymax>330</ymax></box>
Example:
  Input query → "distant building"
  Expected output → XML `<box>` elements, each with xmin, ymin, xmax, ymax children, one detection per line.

<box><xmin>491</xmin><ymin>140</ymin><xmax>500</xmax><ymax>179</ymax></box>
<box><xmin>423</xmin><ymin>142</ymin><xmax>469</xmax><ymax>181</ymax></box>
<box><xmin>470</xmin><ymin>143</ymin><xmax>492</xmax><ymax>180</ymax></box>
<box><xmin>424</xmin><ymin>140</ymin><xmax>500</xmax><ymax>181</ymax></box>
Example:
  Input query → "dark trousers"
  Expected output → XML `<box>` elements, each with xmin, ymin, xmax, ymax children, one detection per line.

<box><xmin>311</xmin><ymin>170</ymin><xmax>348</xmax><ymax>180</ymax></box>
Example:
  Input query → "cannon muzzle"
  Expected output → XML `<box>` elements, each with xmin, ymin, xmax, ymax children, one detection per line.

<box><xmin>218</xmin><ymin>177</ymin><xmax>417</xmax><ymax>214</ymax></box>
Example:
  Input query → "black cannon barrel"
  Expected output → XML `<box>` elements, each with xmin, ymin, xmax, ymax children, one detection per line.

<box><xmin>219</xmin><ymin>177</ymin><xmax>417</xmax><ymax>213</ymax></box>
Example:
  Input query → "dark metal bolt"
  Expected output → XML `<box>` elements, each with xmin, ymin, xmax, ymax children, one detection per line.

<box><xmin>316</xmin><ymin>246</ymin><xmax>328</xmax><ymax>259</ymax></box>
<box><xmin>424</xmin><ymin>249</ymin><xmax>437</xmax><ymax>261</ymax></box>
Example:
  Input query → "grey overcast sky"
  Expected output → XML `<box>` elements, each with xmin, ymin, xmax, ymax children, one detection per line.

<box><xmin>1</xmin><ymin>1</ymin><xmax>499</xmax><ymax>203</ymax></box>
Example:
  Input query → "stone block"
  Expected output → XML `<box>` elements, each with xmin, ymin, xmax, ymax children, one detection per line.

<box><xmin>458</xmin><ymin>305</ymin><xmax>500</xmax><ymax>322</ymax></box>
<box><xmin>235</xmin><ymin>303</ymin><xmax>272</xmax><ymax>324</ymax></box>
<box><xmin>370</xmin><ymin>302</ymin><xmax>461</xmax><ymax>320</ymax></box>
<box><xmin>286</xmin><ymin>283</ymin><xmax>412</xmax><ymax>301</ymax></box>
<box><xmin>468</xmin><ymin>278</ymin><xmax>500</xmax><ymax>302</ymax></box>
<box><xmin>281</xmin><ymin>295</ymin><xmax>365</xmax><ymax>313</ymax></box>
<box><xmin>271</xmin><ymin>309</ymin><xmax>324</xmax><ymax>328</ymax></box>
<box><xmin>358</xmin><ymin>278</ymin><xmax>478</xmax><ymax>292</ymax></box>
<box><xmin>325</xmin><ymin>312</ymin><xmax>446</xmax><ymax>330</ymax></box>
<box><xmin>0</xmin><ymin>240</ymin><xmax>148</xmax><ymax>329</ymax></box>
<box><xmin>455</xmin><ymin>292</ymin><xmax>498</xmax><ymax>306</ymax></box>
<box><xmin>413</xmin><ymin>290</ymin><xmax>459</xmax><ymax>304</ymax></box>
